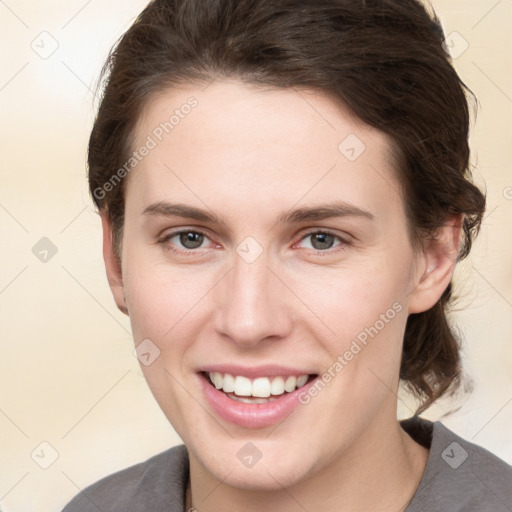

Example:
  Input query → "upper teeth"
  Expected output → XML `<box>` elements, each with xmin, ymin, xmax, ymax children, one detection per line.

<box><xmin>208</xmin><ymin>373</ymin><xmax>309</xmax><ymax>398</ymax></box>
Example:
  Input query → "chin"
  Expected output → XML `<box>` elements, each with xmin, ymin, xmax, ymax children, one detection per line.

<box><xmin>204</xmin><ymin>448</ymin><xmax>314</xmax><ymax>491</ymax></box>
<box><xmin>184</xmin><ymin>430</ymin><xmax>327</xmax><ymax>492</ymax></box>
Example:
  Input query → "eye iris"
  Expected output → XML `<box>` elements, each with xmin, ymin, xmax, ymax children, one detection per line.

<box><xmin>311</xmin><ymin>233</ymin><xmax>334</xmax><ymax>250</ymax></box>
<box><xmin>180</xmin><ymin>232</ymin><xmax>204</xmax><ymax>249</ymax></box>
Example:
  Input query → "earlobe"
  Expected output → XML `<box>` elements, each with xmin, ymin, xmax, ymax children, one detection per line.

<box><xmin>100</xmin><ymin>209</ymin><xmax>128</xmax><ymax>316</ymax></box>
<box><xmin>408</xmin><ymin>215</ymin><xmax>463</xmax><ymax>314</ymax></box>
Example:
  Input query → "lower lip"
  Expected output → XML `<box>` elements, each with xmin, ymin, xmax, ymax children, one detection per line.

<box><xmin>199</xmin><ymin>373</ymin><xmax>318</xmax><ymax>429</ymax></box>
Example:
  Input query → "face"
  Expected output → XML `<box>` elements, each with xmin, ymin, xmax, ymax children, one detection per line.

<box><xmin>104</xmin><ymin>79</ymin><xmax>444</xmax><ymax>490</ymax></box>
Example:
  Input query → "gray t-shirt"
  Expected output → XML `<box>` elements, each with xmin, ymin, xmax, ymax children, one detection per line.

<box><xmin>61</xmin><ymin>417</ymin><xmax>512</xmax><ymax>511</ymax></box>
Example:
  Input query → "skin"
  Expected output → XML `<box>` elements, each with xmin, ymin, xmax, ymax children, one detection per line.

<box><xmin>101</xmin><ymin>79</ymin><xmax>461</xmax><ymax>511</ymax></box>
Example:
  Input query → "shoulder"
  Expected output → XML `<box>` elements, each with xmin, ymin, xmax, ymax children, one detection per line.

<box><xmin>61</xmin><ymin>444</ymin><xmax>188</xmax><ymax>512</ymax></box>
<box><xmin>404</xmin><ymin>417</ymin><xmax>512</xmax><ymax>512</ymax></box>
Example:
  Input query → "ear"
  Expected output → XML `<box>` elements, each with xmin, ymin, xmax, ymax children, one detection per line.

<box><xmin>100</xmin><ymin>209</ymin><xmax>129</xmax><ymax>316</ymax></box>
<box><xmin>407</xmin><ymin>215</ymin><xmax>463</xmax><ymax>314</ymax></box>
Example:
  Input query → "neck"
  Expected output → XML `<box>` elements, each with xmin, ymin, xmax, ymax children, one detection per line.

<box><xmin>186</xmin><ymin>417</ymin><xmax>429</xmax><ymax>512</ymax></box>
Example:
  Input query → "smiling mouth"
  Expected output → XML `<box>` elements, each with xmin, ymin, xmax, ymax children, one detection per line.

<box><xmin>202</xmin><ymin>371</ymin><xmax>318</xmax><ymax>404</ymax></box>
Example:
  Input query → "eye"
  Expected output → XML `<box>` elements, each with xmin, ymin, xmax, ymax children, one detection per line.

<box><xmin>296</xmin><ymin>231</ymin><xmax>347</xmax><ymax>252</ymax></box>
<box><xmin>159</xmin><ymin>230</ymin><xmax>211</xmax><ymax>251</ymax></box>
<box><xmin>158</xmin><ymin>228</ymin><xmax>350</xmax><ymax>255</ymax></box>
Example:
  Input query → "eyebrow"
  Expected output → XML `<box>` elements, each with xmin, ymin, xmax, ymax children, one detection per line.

<box><xmin>142</xmin><ymin>200</ymin><xmax>374</xmax><ymax>224</ymax></box>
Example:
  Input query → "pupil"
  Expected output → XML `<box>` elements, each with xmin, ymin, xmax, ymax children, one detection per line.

<box><xmin>312</xmin><ymin>233</ymin><xmax>334</xmax><ymax>250</ymax></box>
<box><xmin>180</xmin><ymin>232</ymin><xmax>204</xmax><ymax>249</ymax></box>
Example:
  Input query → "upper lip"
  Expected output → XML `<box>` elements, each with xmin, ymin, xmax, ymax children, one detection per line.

<box><xmin>197</xmin><ymin>364</ymin><xmax>317</xmax><ymax>379</ymax></box>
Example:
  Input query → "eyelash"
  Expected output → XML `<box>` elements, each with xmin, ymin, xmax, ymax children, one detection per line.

<box><xmin>157</xmin><ymin>228</ymin><xmax>351</xmax><ymax>256</ymax></box>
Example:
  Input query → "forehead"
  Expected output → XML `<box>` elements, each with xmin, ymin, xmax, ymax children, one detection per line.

<box><xmin>128</xmin><ymin>79</ymin><xmax>403</xmax><ymax>224</ymax></box>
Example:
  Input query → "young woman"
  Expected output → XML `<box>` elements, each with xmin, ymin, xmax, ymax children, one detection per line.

<box><xmin>62</xmin><ymin>0</ymin><xmax>512</xmax><ymax>510</ymax></box>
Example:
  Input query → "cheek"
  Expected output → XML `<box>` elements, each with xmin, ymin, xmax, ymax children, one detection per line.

<box><xmin>122</xmin><ymin>259</ymin><xmax>210</xmax><ymax>429</ymax></box>
<box><xmin>297</xmin><ymin>258</ymin><xmax>410</xmax><ymax>339</ymax></box>
<box><xmin>292</xmin><ymin>251</ymin><xmax>412</xmax><ymax>390</ymax></box>
<box><xmin>123</xmin><ymin>254</ymin><xmax>213</xmax><ymax>342</ymax></box>
<box><xmin>308</xmin><ymin>270</ymin><xmax>409</xmax><ymax>425</ymax></box>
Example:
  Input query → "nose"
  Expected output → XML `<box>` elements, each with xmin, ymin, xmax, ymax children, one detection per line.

<box><xmin>213</xmin><ymin>248</ymin><xmax>293</xmax><ymax>348</ymax></box>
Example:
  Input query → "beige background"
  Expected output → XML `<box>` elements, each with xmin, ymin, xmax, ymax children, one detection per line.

<box><xmin>0</xmin><ymin>1</ymin><xmax>511</xmax><ymax>511</ymax></box>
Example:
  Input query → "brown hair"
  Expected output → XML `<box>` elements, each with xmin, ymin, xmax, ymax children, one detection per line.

<box><xmin>89</xmin><ymin>0</ymin><xmax>486</xmax><ymax>413</ymax></box>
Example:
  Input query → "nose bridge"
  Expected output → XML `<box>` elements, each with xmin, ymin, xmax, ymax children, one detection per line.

<box><xmin>214</xmin><ymin>246</ymin><xmax>291</xmax><ymax>346</ymax></box>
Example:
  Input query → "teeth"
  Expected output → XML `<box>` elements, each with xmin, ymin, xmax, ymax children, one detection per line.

<box><xmin>284</xmin><ymin>376</ymin><xmax>296</xmax><ymax>392</ymax></box>
<box><xmin>270</xmin><ymin>376</ymin><xmax>285</xmax><ymax>395</ymax></box>
<box><xmin>230</xmin><ymin>395</ymin><xmax>278</xmax><ymax>404</ymax></box>
<box><xmin>212</xmin><ymin>372</ymin><xmax>223</xmax><ymax>389</ymax></box>
<box><xmin>234</xmin><ymin>376</ymin><xmax>252</xmax><ymax>396</ymax></box>
<box><xmin>207</xmin><ymin>372</ymin><xmax>310</xmax><ymax>398</ymax></box>
<box><xmin>223</xmin><ymin>373</ymin><xmax>235</xmax><ymax>393</ymax></box>
<box><xmin>252</xmin><ymin>377</ymin><xmax>271</xmax><ymax>398</ymax></box>
<box><xmin>297</xmin><ymin>375</ymin><xmax>308</xmax><ymax>387</ymax></box>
